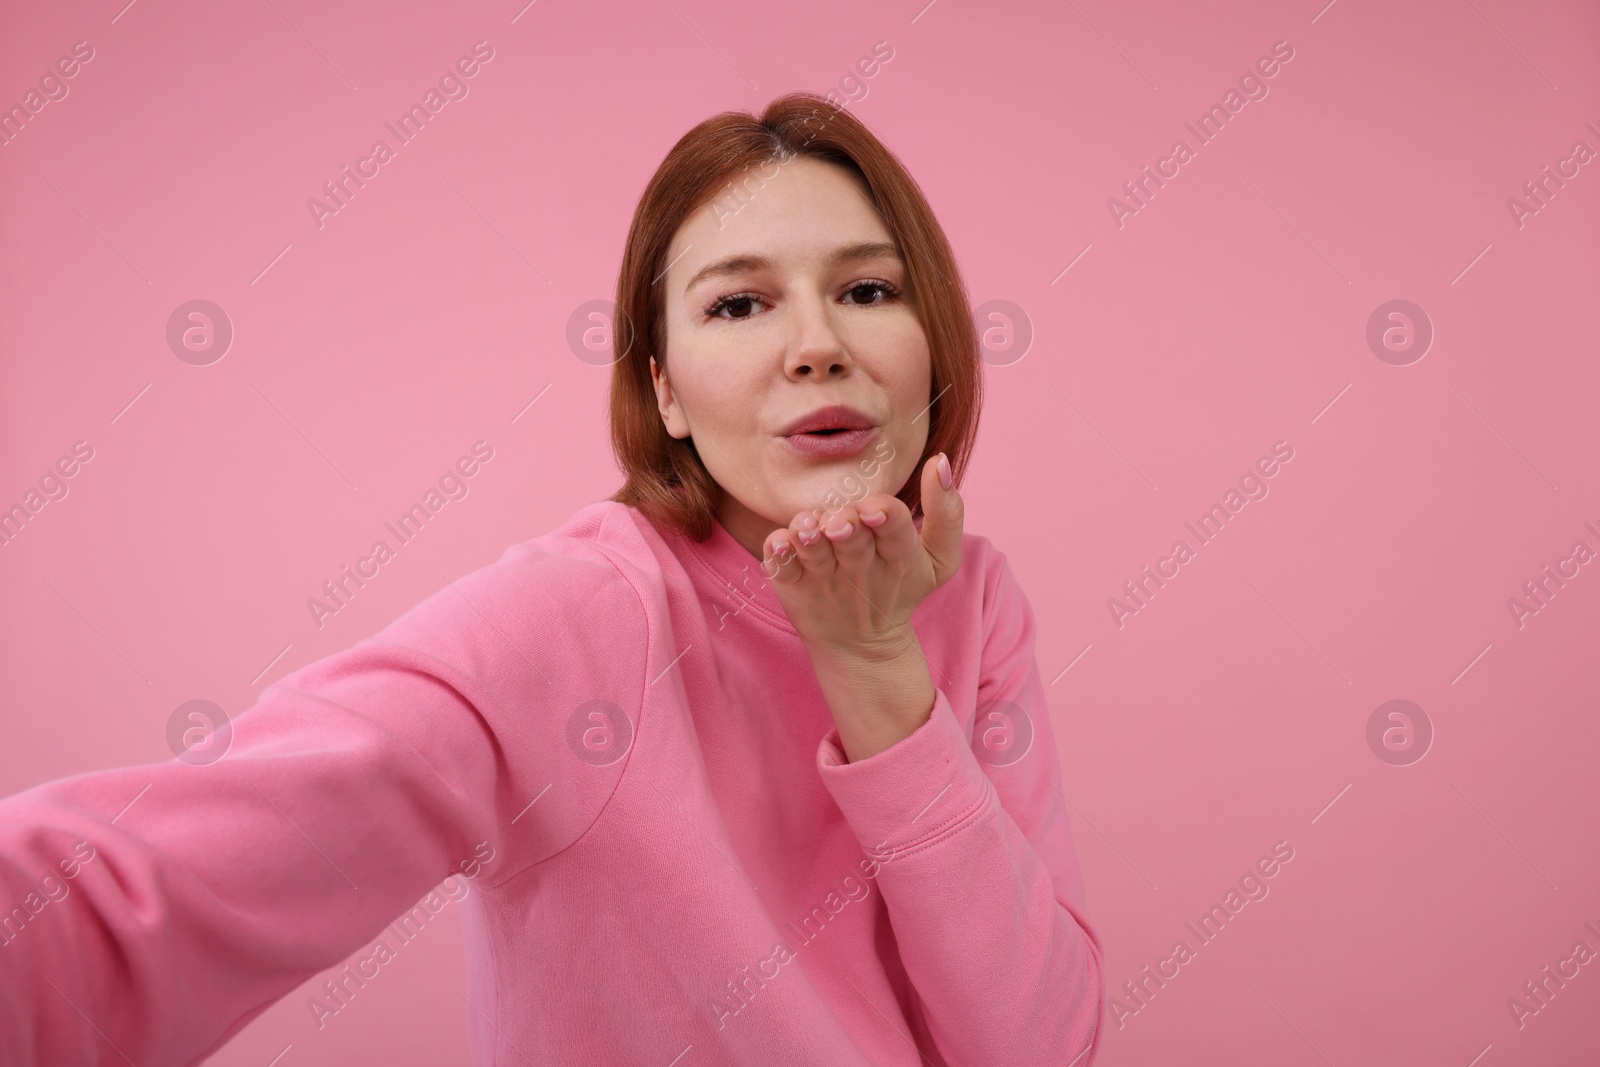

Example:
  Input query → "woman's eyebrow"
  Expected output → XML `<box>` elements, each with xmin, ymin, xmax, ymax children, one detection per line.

<box><xmin>681</xmin><ymin>241</ymin><xmax>902</xmax><ymax>296</ymax></box>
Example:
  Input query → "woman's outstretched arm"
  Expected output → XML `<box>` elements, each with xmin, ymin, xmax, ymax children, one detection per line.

<box><xmin>0</xmin><ymin>539</ymin><xmax>641</xmax><ymax>1067</ymax></box>
<box><xmin>814</xmin><ymin>549</ymin><xmax>1107</xmax><ymax>1067</ymax></box>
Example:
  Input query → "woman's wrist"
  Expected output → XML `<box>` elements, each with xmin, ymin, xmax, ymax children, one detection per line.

<box><xmin>806</xmin><ymin>636</ymin><xmax>936</xmax><ymax>763</ymax></box>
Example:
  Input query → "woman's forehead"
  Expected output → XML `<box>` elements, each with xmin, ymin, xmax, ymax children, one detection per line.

<box><xmin>670</xmin><ymin>162</ymin><xmax>889</xmax><ymax>281</ymax></box>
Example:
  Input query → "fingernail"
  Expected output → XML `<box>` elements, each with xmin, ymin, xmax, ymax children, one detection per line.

<box><xmin>798</xmin><ymin>527</ymin><xmax>821</xmax><ymax>545</ymax></box>
<box><xmin>773</xmin><ymin>539</ymin><xmax>794</xmax><ymax>561</ymax></box>
<box><xmin>859</xmin><ymin>508</ymin><xmax>886</xmax><ymax>527</ymax></box>
<box><xmin>826</xmin><ymin>521</ymin><xmax>854</xmax><ymax>540</ymax></box>
<box><xmin>936</xmin><ymin>452</ymin><xmax>953</xmax><ymax>491</ymax></box>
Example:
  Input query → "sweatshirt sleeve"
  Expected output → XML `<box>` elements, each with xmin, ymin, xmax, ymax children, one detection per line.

<box><xmin>0</xmin><ymin>539</ymin><xmax>643</xmax><ymax>1067</ymax></box>
<box><xmin>814</xmin><ymin>550</ymin><xmax>1106</xmax><ymax>1067</ymax></box>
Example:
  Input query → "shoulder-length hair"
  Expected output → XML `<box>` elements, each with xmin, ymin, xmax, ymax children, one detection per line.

<box><xmin>607</xmin><ymin>90</ymin><xmax>982</xmax><ymax>543</ymax></box>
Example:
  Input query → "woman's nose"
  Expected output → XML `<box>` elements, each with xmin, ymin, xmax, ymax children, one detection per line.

<box><xmin>784</xmin><ymin>298</ymin><xmax>853</xmax><ymax>378</ymax></box>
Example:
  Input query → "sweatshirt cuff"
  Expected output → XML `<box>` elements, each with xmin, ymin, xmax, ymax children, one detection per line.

<box><xmin>815</xmin><ymin>688</ymin><xmax>997</xmax><ymax>858</ymax></box>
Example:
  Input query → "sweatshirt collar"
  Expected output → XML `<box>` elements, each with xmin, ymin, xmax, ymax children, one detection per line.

<box><xmin>673</xmin><ymin>515</ymin><xmax>797</xmax><ymax>635</ymax></box>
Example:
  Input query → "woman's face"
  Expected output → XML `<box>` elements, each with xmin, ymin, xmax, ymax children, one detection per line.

<box><xmin>653</xmin><ymin>155</ymin><xmax>933</xmax><ymax>559</ymax></box>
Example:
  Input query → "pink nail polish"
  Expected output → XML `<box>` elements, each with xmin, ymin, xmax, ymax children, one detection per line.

<box><xmin>937</xmin><ymin>453</ymin><xmax>952</xmax><ymax>491</ymax></box>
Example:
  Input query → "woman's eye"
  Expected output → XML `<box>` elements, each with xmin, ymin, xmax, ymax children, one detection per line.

<box><xmin>844</xmin><ymin>280</ymin><xmax>900</xmax><ymax>305</ymax></box>
<box><xmin>705</xmin><ymin>293</ymin><xmax>767</xmax><ymax>321</ymax></box>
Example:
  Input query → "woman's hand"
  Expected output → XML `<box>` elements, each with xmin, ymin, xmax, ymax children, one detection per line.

<box><xmin>761</xmin><ymin>451</ymin><xmax>964</xmax><ymax>658</ymax></box>
<box><xmin>759</xmin><ymin>452</ymin><xmax>964</xmax><ymax>761</ymax></box>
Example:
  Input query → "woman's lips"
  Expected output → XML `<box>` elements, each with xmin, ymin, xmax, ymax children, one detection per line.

<box><xmin>783</xmin><ymin>427</ymin><xmax>876</xmax><ymax>458</ymax></box>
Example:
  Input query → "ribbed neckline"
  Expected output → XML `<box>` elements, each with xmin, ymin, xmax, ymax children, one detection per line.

<box><xmin>672</xmin><ymin>516</ymin><xmax>797</xmax><ymax>635</ymax></box>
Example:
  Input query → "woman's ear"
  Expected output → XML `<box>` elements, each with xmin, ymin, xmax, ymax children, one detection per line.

<box><xmin>650</xmin><ymin>357</ymin><xmax>691</xmax><ymax>440</ymax></box>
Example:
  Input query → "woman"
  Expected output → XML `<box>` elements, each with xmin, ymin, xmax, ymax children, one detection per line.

<box><xmin>0</xmin><ymin>91</ymin><xmax>1105</xmax><ymax>1066</ymax></box>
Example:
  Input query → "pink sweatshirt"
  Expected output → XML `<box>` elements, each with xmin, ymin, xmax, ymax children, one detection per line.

<box><xmin>0</xmin><ymin>500</ymin><xmax>1105</xmax><ymax>1066</ymax></box>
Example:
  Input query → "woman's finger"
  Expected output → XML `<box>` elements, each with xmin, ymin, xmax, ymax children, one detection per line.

<box><xmin>855</xmin><ymin>494</ymin><xmax>917</xmax><ymax>568</ymax></box>
<box><xmin>762</xmin><ymin>530</ymin><xmax>803</xmax><ymax>585</ymax></box>
<box><xmin>917</xmin><ymin>453</ymin><xmax>964</xmax><ymax>586</ymax></box>
<box><xmin>789</xmin><ymin>509</ymin><xmax>838</xmax><ymax>579</ymax></box>
<box><xmin>821</xmin><ymin>503</ymin><xmax>873</xmax><ymax>579</ymax></box>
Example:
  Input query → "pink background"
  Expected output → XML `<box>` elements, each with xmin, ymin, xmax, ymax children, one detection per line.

<box><xmin>3</xmin><ymin>0</ymin><xmax>1598</xmax><ymax>1063</ymax></box>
